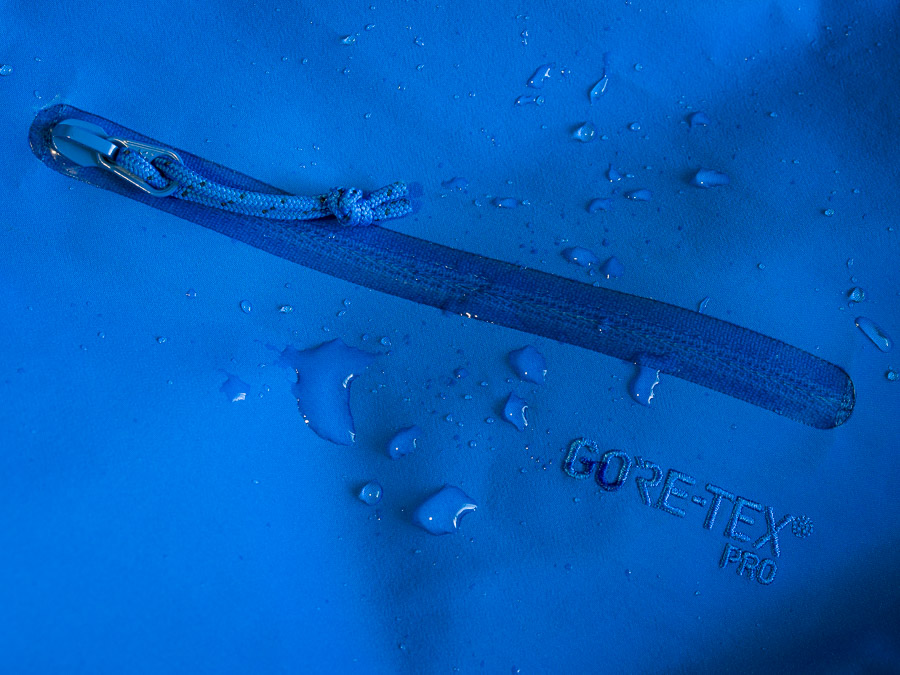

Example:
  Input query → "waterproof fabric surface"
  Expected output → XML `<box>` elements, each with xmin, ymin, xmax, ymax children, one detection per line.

<box><xmin>2</xmin><ymin>2</ymin><xmax>899</xmax><ymax>674</ymax></box>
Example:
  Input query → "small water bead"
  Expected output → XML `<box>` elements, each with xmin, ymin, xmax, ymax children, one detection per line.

<box><xmin>526</xmin><ymin>62</ymin><xmax>555</xmax><ymax>89</ymax></box>
<box><xmin>698</xmin><ymin>296</ymin><xmax>710</xmax><ymax>314</ymax></box>
<box><xmin>358</xmin><ymin>481</ymin><xmax>383</xmax><ymax>505</ymax></box>
<box><xmin>468</xmin><ymin>440</ymin><xmax>477</xmax><ymax>448</ymax></box>
<box><xmin>628</xmin><ymin>122</ymin><xmax>641</xmax><ymax>131</ymax></box>
<box><xmin>185</xmin><ymin>288</ymin><xmax>197</xmax><ymax>298</ymax></box>
<box><xmin>607</xmin><ymin>165</ymin><xmax>623</xmax><ymax>182</ymax></box>
<box><xmin>220</xmin><ymin>373</ymin><xmax>250</xmax><ymax>402</ymax></box>
<box><xmin>485</xmin><ymin>417</ymin><xmax>495</xmax><ymax>424</ymax></box>
<box><xmin>502</xmin><ymin>393</ymin><xmax>529</xmax><ymax>430</ymax></box>
<box><xmin>301</xmin><ymin>58</ymin><xmax>309</xmax><ymax>65</ymax></box>
<box><xmin>691</xmin><ymin>169</ymin><xmax>730</xmax><ymax>188</ymax></box>
<box><xmin>279</xmin><ymin>305</ymin><xmax>293</xmax><ymax>313</ymax></box>
<box><xmin>240</xmin><ymin>299</ymin><xmax>252</xmax><ymax>313</ymax></box>
<box><xmin>416</xmin><ymin>64</ymin><xmax>424</xmax><ymax>71</ymax></box>
<box><xmin>573</xmin><ymin>122</ymin><xmax>596</xmax><ymax>142</ymax></box>
<box><xmin>848</xmin><ymin>287</ymin><xmax>865</xmax><ymax>303</ymax></box>
<box><xmin>600</xmin><ymin>257</ymin><xmax>625</xmax><ymax>279</ymax></box>
<box><xmin>514</xmin><ymin>94</ymin><xmax>544</xmax><ymax>106</ymax></box>
<box><xmin>589</xmin><ymin>77</ymin><xmax>609</xmax><ymax>103</ymax></box>
<box><xmin>634</xmin><ymin>63</ymin><xmax>643</xmax><ymax>71</ymax></box>
<box><xmin>624</xmin><ymin>189</ymin><xmax>652</xmax><ymax>201</ymax></box>
<box><xmin>886</xmin><ymin>369</ymin><xmax>899</xmax><ymax>382</ymax></box>
<box><xmin>562</xmin><ymin>246</ymin><xmax>599</xmax><ymax>267</ymax></box>
<box><xmin>365</xmin><ymin>23</ymin><xmax>376</xmax><ymax>30</ymax></box>
<box><xmin>414</xmin><ymin>36</ymin><xmax>424</xmax><ymax>46</ymax></box>
<box><xmin>588</xmin><ymin>198</ymin><xmax>612</xmax><ymax>213</ymax></box>
<box><xmin>823</xmin><ymin>208</ymin><xmax>835</xmax><ymax>217</ymax></box>
<box><xmin>388</xmin><ymin>424</ymin><xmax>422</xmax><ymax>459</ymax></box>
<box><xmin>441</xmin><ymin>176</ymin><xmax>469</xmax><ymax>190</ymax></box>
<box><xmin>156</xmin><ymin>336</ymin><xmax>168</xmax><ymax>344</ymax></box>
<box><xmin>380</xmin><ymin>336</ymin><xmax>391</xmax><ymax>347</ymax></box>
<box><xmin>493</xmin><ymin>197</ymin><xmax>517</xmax><ymax>208</ymax></box>
<box><xmin>0</xmin><ymin>65</ymin><xmax>12</xmax><ymax>76</ymax></box>
<box><xmin>688</xmin><ymin>111</ymin><xmax>711</xmax><ymax>128</ymax></box>
<box><xmin>454</xmin><ymin>367</ymin><xmax>469</xmax><ymax>378</ymax></box>
<box><xmin>855</xmin><ymin>316</ymin><xmax>892</xmax><ymax>352</ymax></box>
<box><xmin>341</xmin><ymin>34</ymin><xmax>357</xmax><ymax>45</ymax></box>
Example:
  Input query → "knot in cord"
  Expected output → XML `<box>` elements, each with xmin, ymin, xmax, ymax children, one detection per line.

<box><xmin>326</xmin><ymin>187</ymin><xmax>374</xmax><ymax>227</ymax></box>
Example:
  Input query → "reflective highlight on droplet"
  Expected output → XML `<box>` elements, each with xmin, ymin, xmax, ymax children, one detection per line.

<box><xmin>855</xmin><ymin>317</ymin><xmax>892</xmax><ymax>352</ymax></box>
<box><xmin>573</xmin><ymin>122</ymin><xmax>596</xmax><ymax>142</ymax></box>
<box><xmin>526</xmin><ymin>63</ymin><xmax>554</xmax><ymax>89</ymax></box>
<box><xmin>413</xmin><ymin>485</ymin><xmax>477</xmax><ymax>535</ymax></box>
<box><xmin>509</xmin><ymin>345</ymin><xmax>546</xmax><ymax>384</ymax></box>
<box><xmin>220</xmin><ymin>372</ymin><xmax>250</xmax><ymax>402</ymax></box>
<box><xmin>589</xmin><ymin>76</ymin><xmax>609</xmax><ymax>103</ymax></box>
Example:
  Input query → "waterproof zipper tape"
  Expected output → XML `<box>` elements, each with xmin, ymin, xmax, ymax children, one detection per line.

<box><xmin>29</xmin><ymin>104</ymin><xmax>855</xmax><ymax>429</ymax></box>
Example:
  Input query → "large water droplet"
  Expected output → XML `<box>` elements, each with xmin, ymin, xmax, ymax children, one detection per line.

<box><xmin>526</xmin><ymin>62</ymin><xmax>555</xmax><ymax>89</ymax></box>
<box><xmin>573</xmin><ymin>122</ymin><xmax>596</xmax><ymax>142</ymax></box>
<box><xmin>387</xmin><ymin>425</ymin><xmax>421</xmax><ymax>459</ymax></box>
<box><xmin>509</xmin><ymin>346</ymin><xmax>546</xmax><ymax>384</ymax></box>
<box><xmin>629</xmin><ymin>365</ymin><xmax>660</xmax><ymax>406</ymax></box>
<box><xmin>589</xmin><ymin>76</ymin><xmax>609</xmax><ymax>103</ymax></box>
<box><xmin>562</xmin><ymin>246</ymin><xmax>599</xmax><ymax>267</ymax></box>
<box><xmin>277</xmin><ymin>340</ymin><xmax>376</xmax><ymax>445</ymax></box>
<box><xmin>503</xmin><ymin>393</ymin><xmax>528</xmax><ymax>430</ymax></box>
<box><xmin>855</xmin><ymin>317</ymin><xmax>892</xmax><ymax>352</ymax></box>
<box><xmin>413</xmin><ymin>485</ymin><xmax>477</xmax><ymax>535</ymax></box>
<box><xmin>358</xmin><ymin>480</ymin><xmax>383</xmax><ymax>505</ymax></box>
<box><xmin>691</xmin><ymin>169</ymin><xmax>730</xmax><ymax>188</ymax></box>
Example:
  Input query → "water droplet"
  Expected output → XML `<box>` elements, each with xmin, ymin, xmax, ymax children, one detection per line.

<box><xmin>508</xmin><ymin>346</ymin><xmax>547</xmax><ymax>384</ymax></box>
<box><xmin>0</xmin><ymin>65</ymin><xmax>12</xmax><ymax>76</ymax></box>
<box><xmin>514</xmin><ymin>94</ymin><xmax>544</xmax><ymax>106</ymax></box>
<box><xmin>573</xmin><ymin>122</ymin><xmax>596</xmax><ymax>142</ymax></box>
<box><xmin>855</xmin><ymin>317</ymin><xmax>892</xmax><ymax>352</ymax></box>
<box><xmin>414</xmin><ymin>36</ymin><xmax>424</xmax><ymax>46</ymax></box>
<box><xmin>502</xmin><ymin>393</ymin><xmax>528</xmax><ymax>430</ymax></box>
<box><xmin>823</xmin><ymin>208</ymin><xmax>835</xmax><ymax>217</ymax></box>
<box><xmin>277</xmin><ymin>340</ymin><xmax>376</xmax><ymax>445</ymax></box>
<box><xmin>281</xmin><ymin>56</ymin><xmax>289</xmax><ymax>61</ymax></box>
<box><xmin>358</xmin><ymin>480</ymin><xmax>383</xmax><ymax>505</ymax></box>
<box><xmin>634</xmin><ymin>63</ymin><xmax>643</xmax><ymax>71</ymax></box>
<box><xmin>886</xmin><ymin>369</ymin><xmax>899</xmax><ymax>382</ymax></box>
<box><xmin>413</xmin><ymin>485</ymin><xmax>477</xmax><ymax>535</ymax></box>
<box><xmin>848</xmin><ymin>287</ymin><xmax>865</xmax><ymax>303</ymax></box>
<box><xmin>388</xmin><ymin>425</ymin><xmax>421</xmax><ymax>459</ymax></box>
<box><xmin>341</xmin><ymin>34</ymin><xmax>357</xmax><ymax>45</ymax></box>
<box><xmin>758</xmin><ymin>263</ymin><xmax>766</xmax><ymax>270</ymax></box>
<box><xmin>97</xmin><ymin>332</ymin><xmax>105</xmax><ymax>339</ymax></box>
<box><xmin>279</xmin><ymin>305</ymin><xmax>294</xmax><ymax>313</ymax></box>
<box><xmin>364</xmin><ymin>23</ymin><xmax>376</xmax><ymax>30</ymax></box>
<box><xmin>493</xmin><ymin>197</ymin><xmax>517</xmax><ymax>208</ymax></box>
<box><xmin>625</xmin><ymin>189</ymin><xmax>652</xmax><ymax>201</ymax></box>
<box><xmin>441</xmin><ymin>177</ymin><xmax>468</xmax><ymax>193</ymax></box>
<box><xmin>185</xmin><ymin>288</ymin><xmax>197</xmax><ymax>298</ymax></box>
<box><xmin>589</xmin><ymin>77</ymin><xmax>609</xmax><ymax>103</ymax></box>
<box><xmin>600</xmin><ymin>257</ymin><xmax>625</xmax><ymax>279</ymax></box>
<box><xmin>628</xmin><ymin>122</ymin><xmax>641</xmax><ymax>131</ymax></box>
<box><xmin>691</xmin><ymin>169</ymin><xmax>730</xmax><ymax>188</ymax></box>
<box><xmin>562</xmin><ymin>246</ymin><xmax>599</xmax><ymax>267</ymax></box>
<box><xmin>629</xmin><ymin>365</ymin><xmax>660</xmax><ymax>406</ymax></box>
<box><xmin>485</xmin><ymin>417</ymin><xmax>495</xmax><ymax>424</ymax></box>
<box><xmin>698</xmin><ymin>297</ymin><xmax>710</xmax><ymax>314</ymax></box>
<box><xmin>301</xmin><ymin>58</ymin><xmax>309</xmax><ymax>65</ymax></box>
<box><xmin>454</xmin><ymin>367</ymin><xmax>469</xmax><ymax>379</ymax></box>
<box><xmin>587</xmin><ymin>198</ymin><xmax>612</xmax><ymax>213</ymax></box>
<box><xmin>526</xmin><ymin>62</ymin><xmax>555</xmax><ymax>89</ymax></box>
<box><xmin>240</xmin><ymin>299</ymin><xmax>252</xmax><ymax>313</ymax></box>
<box><xmin>156</xmin><ymin>336</ymin><xmax>167</xmax><ymax>344</ymax></box>
<box><xmin>220</xmin><ymin>372</ymin><xmax>250</xmax><ymax>402</ymax></box>
<box><xmin>607</xmin><ymin>165</ymin><xmax>623</xmax><ymax>182</ymax></box>
<box><xmin>468</xmin><ymin>440</ymin><xmax>477</xmax><ymax>448</ymax></box>
<box><xmin>687</xmin><ymin>111</ymin><xmax>711</xmax><ymax>128</ymax></box>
